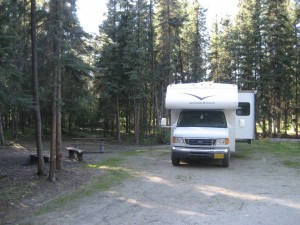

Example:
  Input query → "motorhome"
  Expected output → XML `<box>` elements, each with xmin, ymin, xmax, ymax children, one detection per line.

<box><xmin>161</xmin><ymin>82</ymin><xmax>255</xmax><ymax>167</ymax></box>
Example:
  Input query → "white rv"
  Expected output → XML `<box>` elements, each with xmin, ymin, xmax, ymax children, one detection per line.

<box><xmin>161</xmin><ymin>82</ymin><xmax>255</xmax><ymax>167</ymax></box>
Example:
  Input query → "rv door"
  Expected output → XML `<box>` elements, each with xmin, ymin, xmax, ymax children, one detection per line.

<box><xmin>235</xmin><ymin>92</ymin><xmax>256</xmax><ymax>142</ymax></box>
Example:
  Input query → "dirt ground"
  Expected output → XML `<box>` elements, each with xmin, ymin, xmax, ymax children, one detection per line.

<box><xmin>1</xmin><ymin>141</ymin><xmax>300</xmax><ymax>225</ymax></box>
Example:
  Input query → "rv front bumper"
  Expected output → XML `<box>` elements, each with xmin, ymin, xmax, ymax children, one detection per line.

<box><xmin>171</xmin><ymin>146</ymin><xmax>229</xmax><ymax>159</ymax></box>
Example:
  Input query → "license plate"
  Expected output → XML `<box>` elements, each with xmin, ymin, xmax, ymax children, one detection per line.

<box><xmin>214</xmin><ymin>153</ymin><xmax>224</xmax><ymax>159</ymax></box>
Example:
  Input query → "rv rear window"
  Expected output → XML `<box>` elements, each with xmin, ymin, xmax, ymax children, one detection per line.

<box><xmin>177</xmin><ymin>110</ymin><xmax>227</xmax><ymax>128</ymax></box>
<box><xmin>236</xmin><ymin>102</ymin><xmax>250</xmax><ymax>116</ymax></box>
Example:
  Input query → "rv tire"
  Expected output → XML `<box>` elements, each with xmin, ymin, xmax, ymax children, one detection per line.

<box><xmin>222</xmin><ymin>153</ymin><xmax>230</xmax><ymax>168</ymax></box>
<box><xmin>171</xmin><ymin>156</ymin><xmax>180</xmax><ymax>166</ymax></box>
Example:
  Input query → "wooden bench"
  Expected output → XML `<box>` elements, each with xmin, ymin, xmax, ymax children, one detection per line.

<box><xmin>29</xmin><ymin>154</ymin><xmax>50</xmax><ymax>164</ymax></box>
<box><xmin>65</xmin><ymin>147</ymin><xmax>85</xmax><ymax>161</ymax></box>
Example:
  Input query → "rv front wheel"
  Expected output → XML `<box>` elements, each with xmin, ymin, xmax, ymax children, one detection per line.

<box><xmin>221</xmin><ymin>153</ymin><xmax>230</xmax><ymax>168</ymax></box>
<box><xmin>171</xmin><ymin>156</ymin><xmax>180</xmax><ymax>166</ymax></box>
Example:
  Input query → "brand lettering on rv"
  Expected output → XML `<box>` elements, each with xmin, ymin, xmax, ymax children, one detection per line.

<box><xmin>184</xmin><ymin>93</ymin><xmax>216</xmax><ymax>105</ymax></box>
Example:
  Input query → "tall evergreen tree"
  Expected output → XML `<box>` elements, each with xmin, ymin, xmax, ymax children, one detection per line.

<box><xmin>95</xmin><ymin>0</ymin><xmax>123</xmax><ymax>142</ymax></box>
<box><xmin>155</xmin><ymin>0</ymin><xmax>184</xmax><ymax>83</ymax></box>
<box><xmin>209</xmin><ymin>16</ymin><xmax>235</xmax><ymax>82</ymax></box>
<box><xmin>45</xmin><ymin>0</ymin><xmax>91</xmax><ymax>180</ymax></box>
<box><xmin>154</xmin><ymin>0</ymin><xmax>184</xmax><ymax>123</ymax></box>
<box><xmin>260</xmin><ymin>0</ymin><xmax>294</xmax><ymax>136</ymax></box>
<box><xmin>31</xmin><ymin>0</ymin><xmax>45</xmax><ymax>176</ymax></box>
<box><xmin>234</xmin><ymin>0</ymin><xmax>263</xmax><ymax>90</ymax></box>
<box><xmin>293</xmin><ymin>0</ymin><xmax>300</xmax><ymax>137</ymax></box>
<box><xmin>209</xmin><ymin>19</ymin><xmax>221</xmax><ymax>81</ymax></box>
<box><xmin>48</xmin><ymin>0</ymin><xmax>62</xmax><ymax>181</ymax></box>
<box><xmin>0</xmin><ymin>0</ymin><xmax>32</xmax><ymax>141</ymax></box>
<box><xmin>121</xmin><ymin>0</ymin><xmax>151</xmax><ymax>144</ymax></box>
<box><xmin>181</xmin><ymin>0</ymin><xmax>207</xmax><ymax>82</ymax></box>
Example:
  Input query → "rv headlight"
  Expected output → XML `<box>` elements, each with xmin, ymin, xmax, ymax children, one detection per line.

<box><xmin>172</xmin><ymin>137</ymin><xmax>185</xmax><ymax>144</ymax></box>
<box><xmin>215</xmin><ymin>138</ymin><xmax>229</xmax><ymax>145</ymax></box>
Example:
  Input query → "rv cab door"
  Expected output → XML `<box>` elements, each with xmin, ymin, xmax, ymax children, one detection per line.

<box><xmin>235</xmin><ymin>92</ymin><xmax>256</xmax><ymax>141</ymax></box>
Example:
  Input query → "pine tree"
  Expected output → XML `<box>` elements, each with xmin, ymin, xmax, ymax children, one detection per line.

<box><xmin>234</xmin><ymin>0</ymin><xmax>263</xmax><ymax>90</ymax></box>
<box><xmin>209</xmin><ymin>19</ymin><xmax>221</xmax><ymax>81</ymax></box>
<box><xmin>293</xmin><ymin>0</ymin><xmax>300</xmax><ymax>137</ymax></box>
<box><xmin>181</xmin><ymin>0</ymin><xmax>208</xmax><ymax>82</ymax></box>
<box><xmin>261</xmin><ymin>0</ymin><xmax>294</xmax><ymax>136</ymax></box>
<box><xmin>31</xmin><ymin>0</ymin><xmax>46</xmax><ymax>176</ymax></box>
<box><xmin>209</xmin><ymin>16</ymin><xmax>235</xmax><ymax>82</ymax></box>
<box><xmin>0</xmin><ymin>0</ymin><xmax>32</xmax><ymax>142</ymax></box>
<box><xmin>121</xmin><ymin>0</ymin><xmax>151</xmax><ymax>144</ymax></box>
<box><xmin>154</xmin><ymin>0</ymin><xmax>185</xmax><ymax>124</ymax></box>
<box><xmin>44</xmin><ymin>0</ymin><xmax>91</xmax><ymax>180</ymax></box>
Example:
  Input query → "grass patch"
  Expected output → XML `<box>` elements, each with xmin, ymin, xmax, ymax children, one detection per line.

<box><xmin>121</xmin><ymin>147</ymin><xmax>170</xmax><ymax>157</ymax></box>
<box><xmin>34</xmin><ymin>157</ymin><xmax>131</xmax><ymax>216</ymax></box>
<box><xmin>282</xmin><ymin>160</ymin><xmax>300</xmax><ymax>168</ymax></box>
<box><xmin>87</xmin><ymin>157</ymin><xmax>124</xmax><ymax>168</ymax></box>
<box><xmin>86</xmin><ymin>157</ymin><xmax>131</xmax><ymax>191</ymax></box>
<box><xmin>235</xmin><ymin>140</ymin><xmax>300</xmax><ymax>169</ymax></box>
<box><xmin>255</xmin><ymin>140</ymin><xmax>300</xmax><ymax>156</ymax></box>
<box><xmin>176</xmin><ymin>175</ymin><xmax>192</xmax><ymax>181</ymax></box>
<box><xmin>157</xmin><ymin>149</ymin><xmax>170</xmax><ymax>156</ymax></box>
<box><xmin>237</xmin><ymin>140</ymin><xmax>300</xmax><ymax>155</ymax></box>
<box><xmin>89</xmin><ymin>168</ymin><xmax>130</xmax><ymax>191</ymax></box>
<box><xmin>121</xmin><ymin>149</ymin><xmax>148</xmax><ymax>156</ymax></box>
<box><xmin>234</xmin><ymin>142</ymin><xmax>257</xmax><ymax>159</ymax></box>
<box><xmin>0</xmin><ymin>183</ymin><xmax>35</xmax><ymax>211</ymax></box>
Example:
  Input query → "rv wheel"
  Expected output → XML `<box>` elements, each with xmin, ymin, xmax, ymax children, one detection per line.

<box><xmin>171</xmin><ymin>156</ymin><xmax>180</xmax><ymax>166</ymax></box>
<box><xmin>222</xmin><ymin>153</ymin><xmax>230</xmax><ymax>168</ymax></box>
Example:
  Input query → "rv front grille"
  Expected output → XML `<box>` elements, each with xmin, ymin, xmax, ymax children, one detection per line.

<box><xmin>185</xmin><ymin>139</ymin><xmax>215</xmax><ymax>146</ymax></box>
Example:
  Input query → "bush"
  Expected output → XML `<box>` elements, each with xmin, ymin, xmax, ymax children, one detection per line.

<box><xmin>142</xmin><ymin>126</ymin><xmax>170</xmax><ymax>145</ymax></box>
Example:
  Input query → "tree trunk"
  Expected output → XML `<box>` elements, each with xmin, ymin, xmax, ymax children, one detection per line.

<box><xmin>134</xmin><ymin>100</ymin><xmax>140</xmax><ymax>145</ymax></box>
<box><xmin>48</xmin><ymin>0</ymin><xmax>63</xmax><ymax>179</ymax></box>
<box><xmin>262</xmin><ymin>117</ymin><xmax>267</xmax><ymax>138</ymax></box>
<box><xmin>296</xmin><ymin>113</ymin><xmax>299</xmax><ymax>139</ymax></box>
<box><xmin>31</xmin><ymin>0</ymin><xmax>45</xmax><ymax>176</ymax></box>
<box><xmin>55</xmin><ymin>0</ymin><xmax>63</xmax><ymax>170</ymax></box>
<box><xmin>276</xmin><ymin>113</ymin><xmax>281</xmax><ymax>136</ymax></box>
<box><xmin>68</xmin><ymin>114</ymin><xmax>72</xmax><ymax>135</ymax></box>
<box><xmin>268</xmin><ymin>113</ymin><xmax>272</xmax><ymax>138</ymax></box>
<box><xmin>11</xmin><ymin>111</ymin><xmax>19</xmax><ymax>141</ymax></box>
<box><xmin>116</xmin><ymin>95</ymin><xmax>121</xmax><ymax>143</ymax></box>
<box><xmin>49</xmin><ymin>62</ymin><xmax>58</xmax><ymax>181</ymax></box>
<box><xmin>56</xmin><ymin>71</ymin><xmax>62</xmax><ymax>170</ymax></box>
<box><xmin>284</xmin><ymin>102</ymin><xmax>288</xmax><ymax>136</ymax></box>
<box><xmin>149</xmin><ymin>0</ymin><xmax>155</xmax><ymax>133</ymax></box>
<box><xmin>0</xmin><ymin>112</ymin><xmax>5</xmax><ymax>146</ymax></box>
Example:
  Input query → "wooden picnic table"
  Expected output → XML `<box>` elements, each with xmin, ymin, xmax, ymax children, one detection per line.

<box><xmin>72</xmin><ymin>137</ymin><xmax>111</xmax><ymax>153</ymax></box>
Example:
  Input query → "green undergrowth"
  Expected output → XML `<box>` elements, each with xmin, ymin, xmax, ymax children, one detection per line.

<box><xmin>87</xmin><ymin>158</ymin><xmax>132</xmax><ymax>191</ymax></box>
<box><xmin>282</xmin><ymin>160</ymin><xmax>300</xmax><ymax>168</ymax></box>
<box><xmin>235</xmin><ymin>140</ymin><xmax>300</xmax><ymax>169</ymax></box>
<box><xmin>121</xmin><ymin>149</ymin><xmax>148</xmax><ymax>156</ymax></box>
<box><xmin>0</xmin><ymin>183</ymin><xmax>35</xmax><ymax>212</ymax></box>
<box><xmin>33</xmin><ymin>157</ymin><xmax>131</xmax><ymax>217</ymax></box>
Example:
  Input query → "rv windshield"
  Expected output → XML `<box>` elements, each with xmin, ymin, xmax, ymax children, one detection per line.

<box><xmin>177</xmin><ymin>110</ymin><xmax>227</xmax><ymax>128</ymax></box>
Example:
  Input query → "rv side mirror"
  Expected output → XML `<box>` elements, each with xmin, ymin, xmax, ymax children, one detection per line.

<box><xmin>239</xmin><ymin>119</ymin><xmax>245</xmax><ymax>128</ymax></box>
<box><xmin>161</xmin><ymin>118</ymin><xmax>167</xmax><ymax>126</ymax></box>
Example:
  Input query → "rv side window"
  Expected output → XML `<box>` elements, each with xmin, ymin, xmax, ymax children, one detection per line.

<box><xmin>236</xmin><ymin>102</ymin><xmax>250</xmax><ymax>116</ymax></box>
<box><xmin>177</xmin><ymin>111</ymin><xmax>227</xmax><ymax>128</ymax></box>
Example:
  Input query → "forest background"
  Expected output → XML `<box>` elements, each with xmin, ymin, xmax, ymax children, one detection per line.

<box><xmin>1</xmin><ymin>0</ymin><xmax>300</xmax><ymax>177</ymax></box>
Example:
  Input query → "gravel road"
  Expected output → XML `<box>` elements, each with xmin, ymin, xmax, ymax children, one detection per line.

<box><xmin>16</xmin><ymin>144</ymin><xmax>300</xmax><ymax>225</ymax></box>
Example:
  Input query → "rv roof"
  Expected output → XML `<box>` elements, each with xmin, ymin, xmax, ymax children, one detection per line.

<box><xmin>165</xmin><ymin>82</ymin><xmax>238</xmax><ymax>110</ymax></box>
<box><xmin>168</xmin><ymin>82</ymin><xmax>237</xmax><ymax>89</ymax></box>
